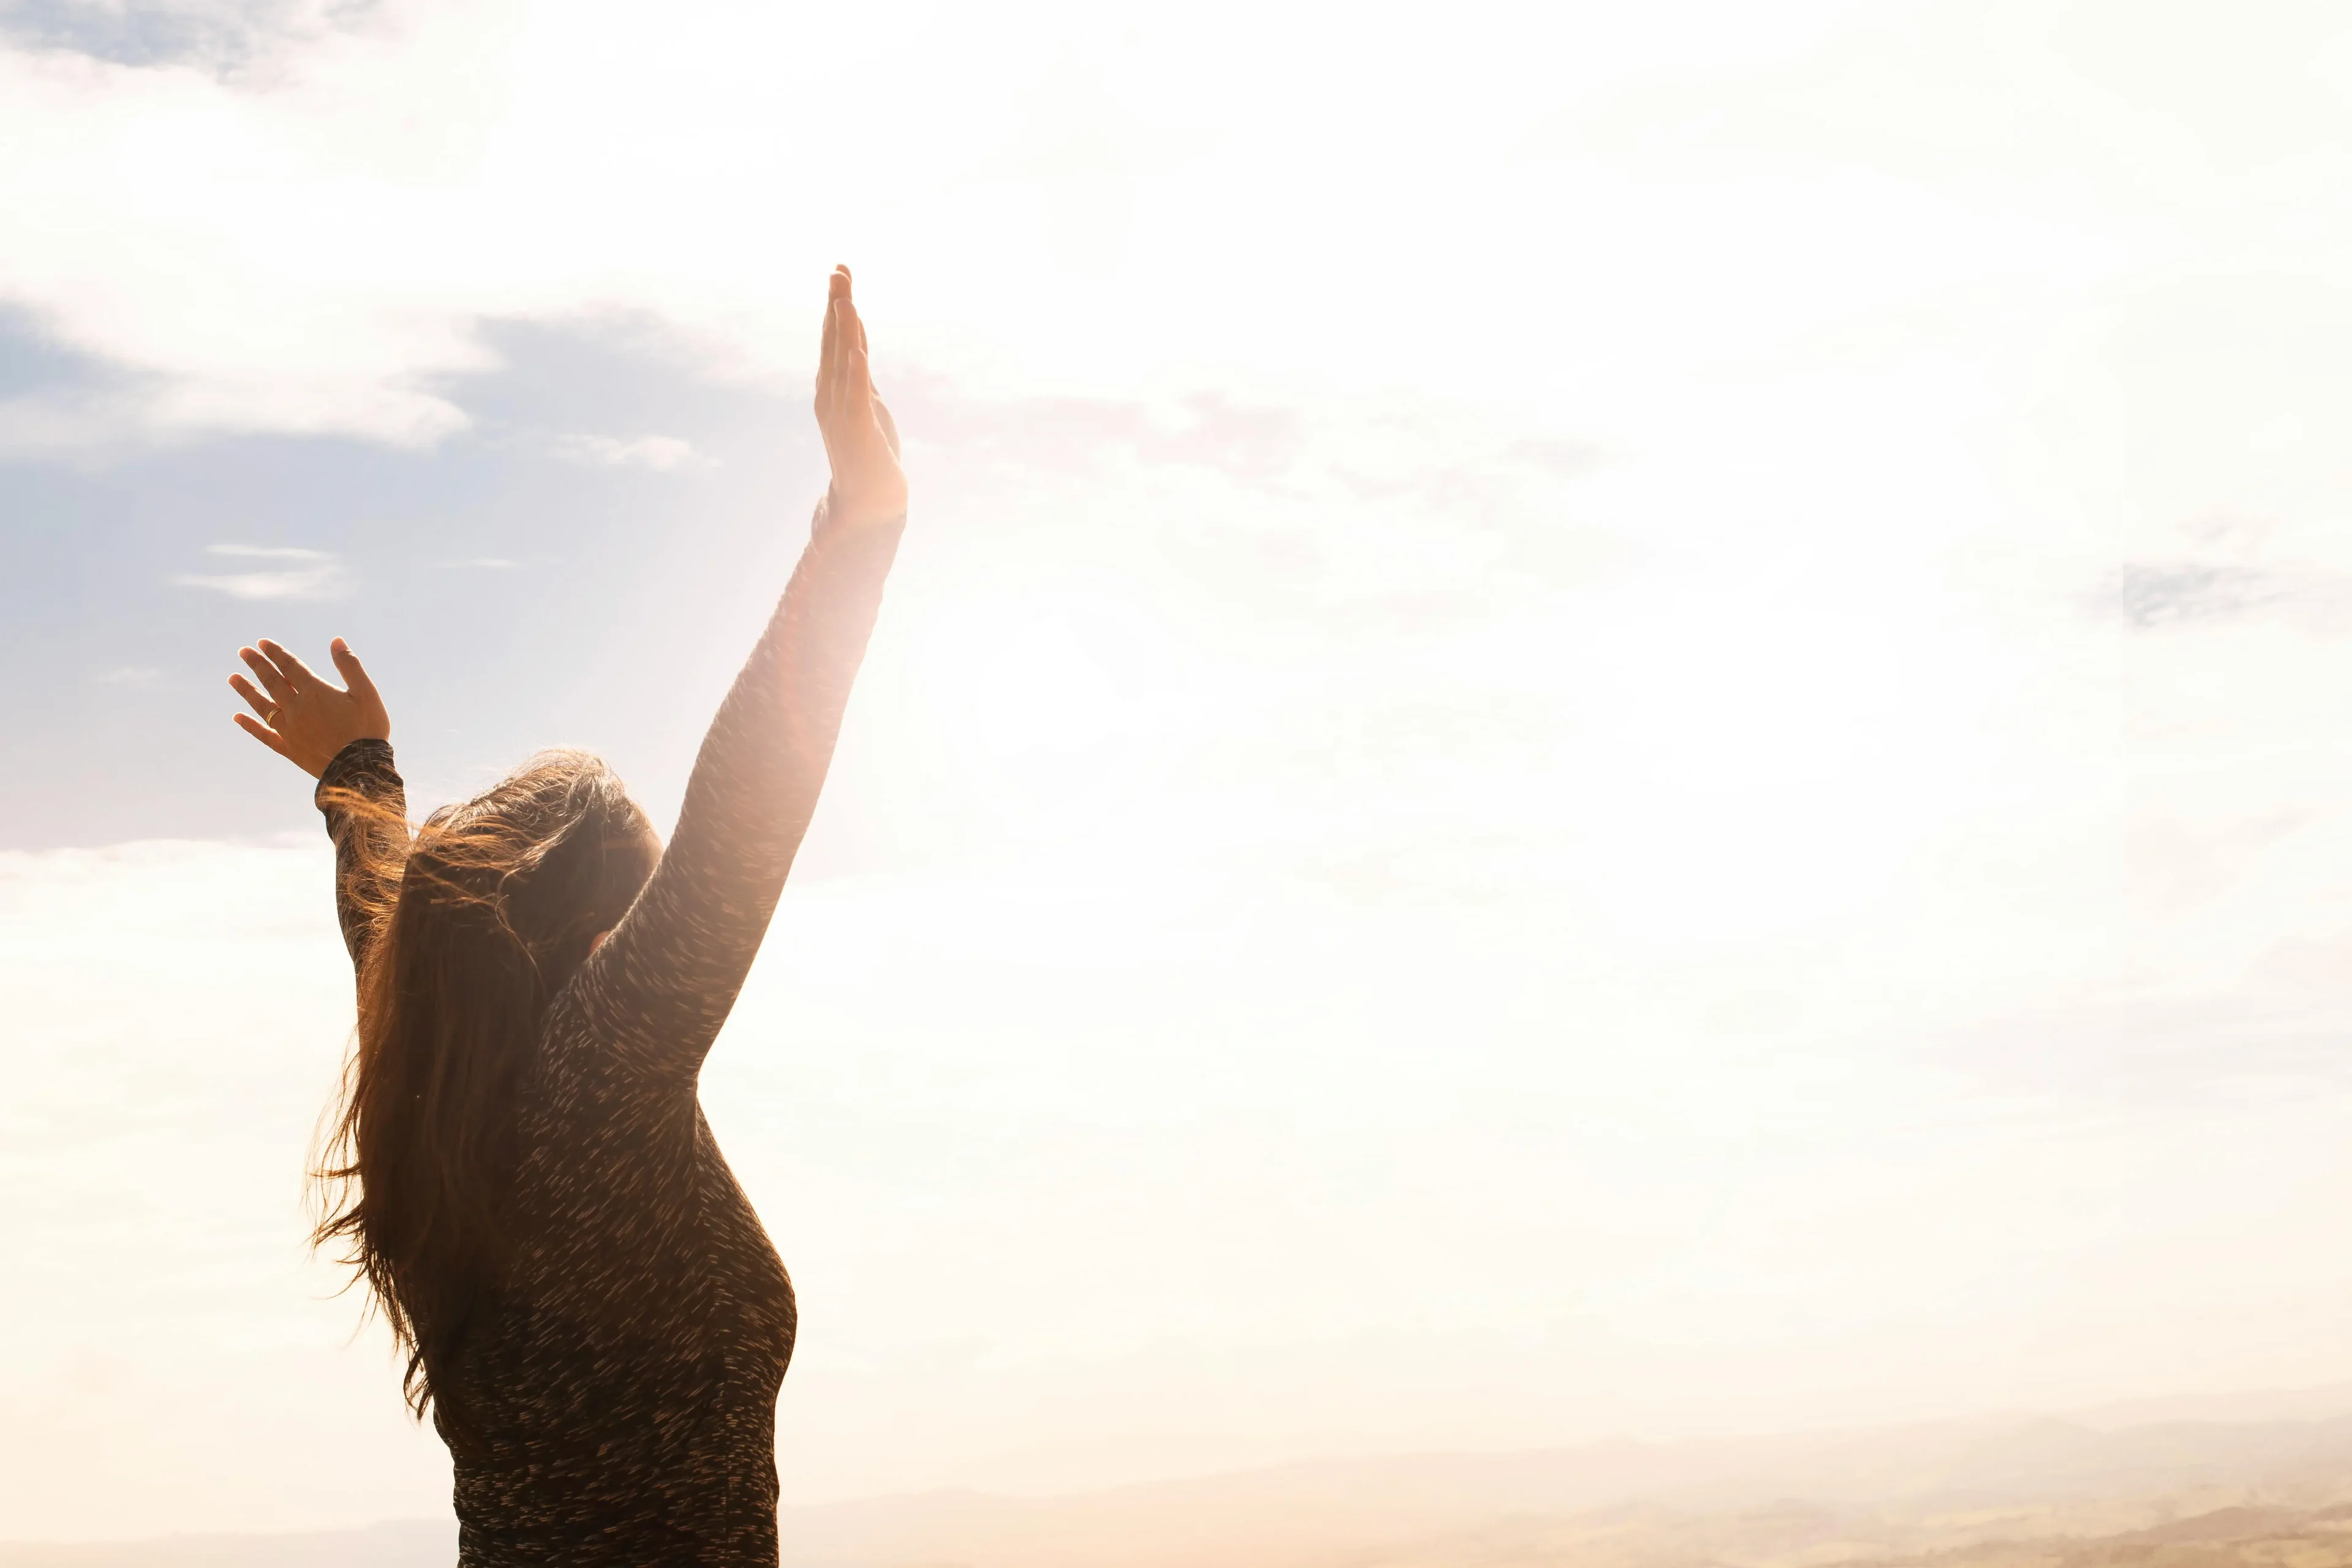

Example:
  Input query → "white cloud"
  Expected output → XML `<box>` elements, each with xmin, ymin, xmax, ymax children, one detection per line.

<box><xmin>203</xmin><ymin>543</ymin><xmax>332</xmax><ymax>559</ymax></box>
<box><xmin>543</xmin><ymin>431</ymin><xmax>704</xmax><ymax>470</ymax></box>
<box><xmin>173</xmin><ymin>541</ymin><xmax>349</xmax><ymax>598</ymax></box>
<box><xmin>0</xmin><ymin>0</ymin><xmax>2133</xmax><ymax>444</ymax></box>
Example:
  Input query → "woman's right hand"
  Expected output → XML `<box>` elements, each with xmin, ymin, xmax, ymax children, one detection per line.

<box><xmin>815</xmin><ymin>265</ymin><xmax>908</xmax><ymax>529</ymax></box>
<box><xmin>227</xmin><ymin>636</ymin><xmax>391</xmax><ymax>779</ymax></box>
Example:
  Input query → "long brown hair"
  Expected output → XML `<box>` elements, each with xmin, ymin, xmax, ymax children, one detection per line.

<box><xmin>311</xmin><ymin>750</ymin><xmax>658</xmax><ymax>1441</ymax></box>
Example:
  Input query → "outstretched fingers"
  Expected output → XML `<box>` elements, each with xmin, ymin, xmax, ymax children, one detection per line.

<box><xmin>228</xmin><ymin>671</ymin><xmax>277</xmax><ymax>718</ymax></box>
<box><xmin>820</xmin><ymin>265</ymin><xmax>869</xmax><ymax>427</ymax></box>
<box><xmin>837</xmin><ymin>297</ymin><xmax>856</xmax><ymax>421</ymax></box>
<box><xmin>329</xmin><ymin>638</ymin><xmax>378</xmax><ymax>706</ymax></box>
<box><xmin>225</xmin><ymin>635</ymin><xmax>388</xmax><ymax>777</ymax></box>
<box><xmin>256</xmin><ymin>638</ymin><xmax>322</xmax><ymax>692</ymax></box>
<box><xmin>843</xmin><ymin>296</ymin><xmax>873</xmax><ymax>415</ymax></box>
<box><xmin>808</xmin><ymin>263</ymin><xmax>904</xmax><ymax>525</ymax></box>
<box><xmin>239</xmin><ymin>645</ymin><xmax>296</xmax><ymax>704</ymax></box>
<box><xmin>817</xmin><ymin>278</ymin><xmax>840</xmax><ymax>413</ymax></box>
<box><xmin>820</xmin><ymin>266</ymin><xmax>855</xmax><ymax>420</ymax></box>
<box><xmin>232</xmin><ymin>710</ymin><xmax>293</xmax><ymax>761</ymax></box>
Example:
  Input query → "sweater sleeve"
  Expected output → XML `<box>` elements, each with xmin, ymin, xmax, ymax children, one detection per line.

<box><xmin>559</xmin><ymin>500</ymin><xmax>905</xmax><ymax>1083</ymax></box>
<box><xmin>315</xmin><ymin>737</ymin><xmax>408</xmax><ymax>975</ymax></box>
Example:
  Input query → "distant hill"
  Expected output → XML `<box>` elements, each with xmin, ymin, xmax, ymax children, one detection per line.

<box><xmin>1325</xmin><ymin>1496</ymin><xmax>2352</xmax><ymax>1568</ymax></box>
<box><xmin>14</xmin><ymin>1404</ymin><xmax>2352</xmax><ymax>1568</ymax></box>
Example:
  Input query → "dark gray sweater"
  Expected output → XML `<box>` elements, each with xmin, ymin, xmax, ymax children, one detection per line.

<box><xmin>318</xmin><ymin>503</ymin><xmax>903</xmax><ymax>1565</ymax></box>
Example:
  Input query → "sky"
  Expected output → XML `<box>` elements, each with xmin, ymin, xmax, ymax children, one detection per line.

<box><xmin>10</xmin><ymin>0</ymin><xmax>2352</xmax><ymax>1544</ymax></box>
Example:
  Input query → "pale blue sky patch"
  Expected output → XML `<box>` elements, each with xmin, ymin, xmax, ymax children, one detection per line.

<box><xmin>0</xmin><ymin>0</ymin><xmax>384</xmax><ymax>70</ymax></box>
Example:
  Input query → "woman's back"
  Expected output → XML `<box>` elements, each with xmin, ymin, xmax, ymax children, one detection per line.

<box><xmin>256</xmin><ymin>268</ymin><xmax>907</xmax><ymax>1567</ymax></box>
<box><xmin>315</xmin><ymin>497</ymin><xmax>900</xmax><ymax>1564</ymax></box>
<box><xmin>459</xmin><ymin>1029</ymin><xmax>794</xmax><ymax>1559</ymax></box>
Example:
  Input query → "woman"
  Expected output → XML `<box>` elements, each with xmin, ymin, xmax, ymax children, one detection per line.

<box><xmin>225</xmin><ymin>268</ymin><xmax>907</xmax><ymax>1565</ymax></box>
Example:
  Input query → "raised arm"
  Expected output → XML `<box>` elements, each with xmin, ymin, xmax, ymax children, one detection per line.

<box><xmin>224</xmin><ymin>636</ymin><xmax>404</xmax><ymax>973</ymax></box>
<box><xmin>315</xmin><ymin>739</ymin><xmax>407</xmax><ymax>970</ymax></box>
<box><xmin>564</xmin><ymin>266</ymin><xmax>908</xmax><ymax>1082</ymax></box>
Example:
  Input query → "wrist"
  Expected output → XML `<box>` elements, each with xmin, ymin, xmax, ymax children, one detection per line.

<box><xmin>821</xmin><ymin>486</ymin><xmax>907</xmax><ymax>532</ymax></box>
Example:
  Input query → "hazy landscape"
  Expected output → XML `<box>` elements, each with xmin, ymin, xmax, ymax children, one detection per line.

<box><xmin>18</xmin><ymin>1391</ymin><xmax>2352</xmax><ymax>1568</ymax></box>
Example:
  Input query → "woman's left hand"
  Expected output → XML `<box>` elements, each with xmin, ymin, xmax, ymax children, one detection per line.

<box><xmin>227</xmin><ymin>636</ymin><xmax>391</xmax><ymax>778</ymax></box>
<box><xmin>815</xmin><ymin>265</ymin><xmax>908</xmax><ymax>529</ymax></box>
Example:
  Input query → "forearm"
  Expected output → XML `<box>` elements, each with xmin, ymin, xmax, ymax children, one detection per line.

<box><xmin>665</xmin><ymin>500</ymin><xmax>904</xmax><ymax>900</ymax></box>
<box><xmin>573</xmin><ymin>500</ymin><xmax>903</xmax><ymax>1074</ymax></box>
<box><xmin>315</xmin><ymin>738</ymin><xmax>408</xmax><ymax>971</ymax></box>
